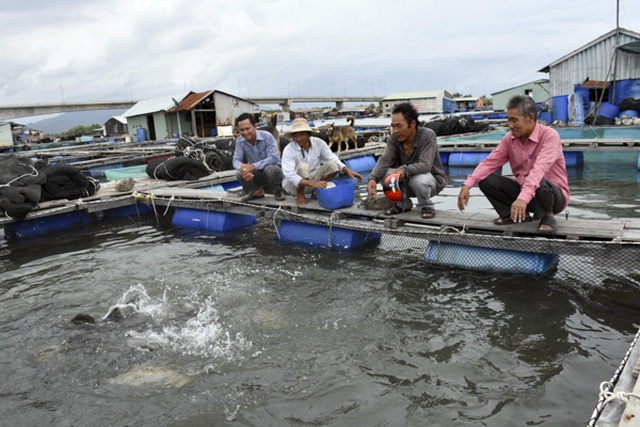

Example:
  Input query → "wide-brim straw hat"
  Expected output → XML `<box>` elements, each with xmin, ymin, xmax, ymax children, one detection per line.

<box><xmin>285</xmin><ymin>118</ymin><xmax>319</xmax><ymax>138</ymax></box>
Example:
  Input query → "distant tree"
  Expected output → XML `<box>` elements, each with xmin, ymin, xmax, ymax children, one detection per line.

<box><xmin>56</xmin><ymin>124</ymin><xmax>101</xmax><ymax>138</ymax></box>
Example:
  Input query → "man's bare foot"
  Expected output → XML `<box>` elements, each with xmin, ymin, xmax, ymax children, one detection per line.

<box><xmin>296</xmin><ymin>194</ymin><xmax>306</xmax><ymax>205</ymax></box>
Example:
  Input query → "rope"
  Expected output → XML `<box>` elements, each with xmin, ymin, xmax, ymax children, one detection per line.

<box><xmin>0</xmin><ymin>164</ymin><xmax>39</xmax><ymax>188</ymax></box>
<box><xmin>273</xmin><ymin>205</ymin><xmax>283</xmax><ymax>240</ymax></box>
<box><xmin>587</xmin><ymin>328</ymin><xmax>640</xmax><ymax>427</ymax></box>
<box><xmin>131</xmin><ymin>191</ymin><xmax>160</xmax><ymax>225</ymax></box>
<box><xmin>599</xmin><ymin>381</ymin><xmax>640</xmax><ymax>405</ymax></box>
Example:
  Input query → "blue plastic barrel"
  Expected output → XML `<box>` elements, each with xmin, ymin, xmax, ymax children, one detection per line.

<box><xmin>619</xmin><ymin>109</ymin><xmax>639</xmax><ymax>118</ymax></box>
<box><xmin>425</xmin><ymin>241</ymin><xmax>559</xmax><ymax>276</ymax></box>
<box><xmin>4</xmin><ymin>211</ymin><xmax>90</xmax><ymax>240</ymax></box>
<box><xmin>448</xmin><ymin>152</ymin><xmax>487</xmax><ymax>167</ymax></box>
<box><xmin>439</xmin><ymin>152</ymin><xmax>450</xmax><ymax>165</ymax></box>
<box><xmin>563</xmin><ymin>152</ymin><xmax>584</xmax><ymax>168</ymax></box>
<box><xmin>136</xmin><ymin>127</ymin><xmax>148</xmax><ymax>142</ymax></box>
<box><xmin>538</xmin><ymin>111</ymin><xmax>552</xmax><ymax>123</ymax></box>
<box><xmin>172</xmin><ymin>208</ymin><xmax>255</xmax><ymax>232</ymax></box>
<box><xmin>599</xmin><ymin>102</ymin><xmax>620</xmax><ymax>119</ymax></box>
<box><xmin>344</xmin><ymin>155</ymin><xmax>376</xmax><ymax>173</ymax></box>
<box><xmin>277</xmin><ymin>220</ymin><xmax>381</xmax><ymax>250</ymax></box>
<box><xmin>552</xmin><ymin>96</ymin><xmax>569</xmax><ymax>123</ymax></box>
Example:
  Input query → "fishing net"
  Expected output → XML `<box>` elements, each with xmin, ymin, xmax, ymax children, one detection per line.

<box><xmin>142</xmin><ymin>193</ymin><xmax>640</xmax><ymax>285</ymax></box>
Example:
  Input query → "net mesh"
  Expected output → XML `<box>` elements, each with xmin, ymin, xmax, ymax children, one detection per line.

<box><xmin>155</xmin><ymin>197</ymin><xmax>640</xmax><ymax>284</ymax></box>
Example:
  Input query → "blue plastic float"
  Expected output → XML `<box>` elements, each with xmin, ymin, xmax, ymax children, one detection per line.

<box><xmin>425</xmin><ymin>241</ymin><xmax>559</xmax><ymax>276</ymax></box>
<box><xmin>4</xmin><ymin>211</ymin><xmax>90</xmax><ymax>240</ymax></box>
<box><xmin>277</xmin><ymin>220</ymin><xmax>381</xmax><ymax>250</ymax></box>
<box><xmin>343</xmin><ymin>155</ymin><xmax>376</xmax><ymax>173</ymax></box>
<box><xmin>171</xmin><ymin>208</ymin><xmax>255</xmax><ymax>232</ymax></box>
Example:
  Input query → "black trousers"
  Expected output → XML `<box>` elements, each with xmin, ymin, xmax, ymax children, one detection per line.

<box><xmin>478</xmin><ymin>173</ymin><xmax>565</xmax><ymax>220</ymax></box>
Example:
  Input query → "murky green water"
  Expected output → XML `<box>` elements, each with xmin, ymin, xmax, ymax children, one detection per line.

<box><xmin>1</xmin><ymin>152</ymin><xmax>639</xmax><ymax>426</ymax></box>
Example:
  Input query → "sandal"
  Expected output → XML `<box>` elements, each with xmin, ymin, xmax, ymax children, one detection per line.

<box><xmin>493</xmin><ymin>215</ymin><xmax>532</xmax><ymax>225</ymax></box>
<box><xmin>421</xmin><ymin>208</ymin><xmax>436</xmax><ymax>219</ymax></box>
<box><xmin>384</xmin><ymin>205</ymin><xmax>411</xmax><ymax>216</ymax></box>
<box><xmin>537</xmin><ymin>216</ymin><xmax>557</xmax><ymax>234</ymax></box>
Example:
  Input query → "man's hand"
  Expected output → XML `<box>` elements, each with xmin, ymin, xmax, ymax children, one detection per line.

<box><xmin>366</xmin><ymin>179</ymin><xmax>377</xmax><ymax>198</ymax></box>
<box><xmin>457</xmin><ymin>185</ymin><xmax>470</xmax><ymax>211</ymax></box>
<box><xmin>510</xmin><ymin>199</ymin><xmax>528</xmax><ymax>222</ymax></box>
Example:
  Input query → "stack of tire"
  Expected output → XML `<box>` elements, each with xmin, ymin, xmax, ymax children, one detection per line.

<box><xmin>421</xmin><ymin>116</ymin><xmax>491</xmax><ymax>136</ymax></box>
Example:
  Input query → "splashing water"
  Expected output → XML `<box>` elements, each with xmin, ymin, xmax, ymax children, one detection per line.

<box><xmin>117</xmin><ymin>285</ymin><xmax>251</xmax><ymax>360</ymax></box>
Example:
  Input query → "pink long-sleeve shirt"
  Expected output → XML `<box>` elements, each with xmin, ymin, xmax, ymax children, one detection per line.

<box><xmin>463</xmin><ymin>123</ymin><xmax>570</xmax><ymax>209</ymax></box>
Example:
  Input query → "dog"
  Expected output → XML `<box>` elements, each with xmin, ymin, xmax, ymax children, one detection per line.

<box><xmin>325</xmin><ymin>115</ymin><xmax>358</xmax><ymax>153</ymax></box>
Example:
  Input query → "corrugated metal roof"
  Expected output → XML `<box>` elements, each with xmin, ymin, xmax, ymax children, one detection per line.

<box><xmin>538</xmin><ymin>27</ymin><xmax>640</xmax><ymax>72</ymax></box>
<box><xmin>108</xmin><ymin>116</ymin><xmax>127</xmax><ymax>124</ymax></box>
<box><xmin>491</xmin><ymin>79</ymin><xmax>549</xmax><ymax>96</ymax></box>
<box><xmin>123</xmin><ymin>92</ymin><xmax>190</xmax><ymax>117</ymax></box>
<box><xmin>166</xmin><ymin>90</ymin><xmax>214</xmax><ymax>113</ymax></box>
<box><xmin>384</xmin><ymin>90</ymin><xmax>452</xmax><ymax>100</ymax></box>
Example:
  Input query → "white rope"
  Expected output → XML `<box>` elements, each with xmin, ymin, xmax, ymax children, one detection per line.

<box><xmin>588</xmin><ymin>328</ymin><xmax>640</xmax><ymax>427</ymax></box>
<box><xmin>598</xmin><ymin>380</ymin><xmax>640</xmax><ymax>405</ymax></box>
<box><xmin>0</xmin><ymin>164</ymin><xmax>39</xmax><ymax>188</ymax></box>
<box><xmin>163</xmin><ymin>194</ymin><xmax>175</xmax><ymax>216</ymax></box>
<box><xmin>273</xmin><ymin>205</ymin><xmax>283</xmax><ymax>240</ymax></box>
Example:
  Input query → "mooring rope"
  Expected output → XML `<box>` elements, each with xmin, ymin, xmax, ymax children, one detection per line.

<box><xmin>587</xmin><ymin>328</ymin><xmax>640</xmax><ymax>427</ymax></box>
<box><xmin>132</xmin><ymin>191</ymin><xmax>160</xmax><ymax>225</ymax></box>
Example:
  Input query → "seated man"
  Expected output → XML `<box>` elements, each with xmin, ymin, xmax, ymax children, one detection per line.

<box><xmin>281</xmin><ymin>118</ymin><xmax>362</xmax><ymax>206</ymax></box>
<box><xmin>457</xmin><ymin>95</ymin><xmax>570</xmax><ymax>234</ymax></box>
<box><xmin>233</xmin><ymin>113</ymin><xmax>285</xmax><ymax>202</ymax></box>
<box><xmin>366</xmin><ymin>102</ymin><xmax>447</xmax><ymax>218</ymax></box>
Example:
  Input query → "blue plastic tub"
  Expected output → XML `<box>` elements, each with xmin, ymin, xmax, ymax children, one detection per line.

<box><xmin>425</xmin><ymin>241</ymin><xmax>559</xmax><ymax>276</ymax></box>
<box><xmin>277</xmin><ymin>220</ymin><xmax>381</xmax><ymax>250</ymax></box>
<box><xmin>316</xmin><ymin>180</ymin><xmax>355</xmax><ymax>210</ymax></box>
<box><xmin>344</xmin><ymin>155</ymin><xmax>376</xmax><ymax>173</ymax></box>
<box><xmin>4</xmin><ymin>211</ymin><xmax>90</xmax><ymax>240</ymax></box>
<box><xmin>172</xmin><ymin>208</ymin><xmax>255</xmax><ymax>232</ymax></box>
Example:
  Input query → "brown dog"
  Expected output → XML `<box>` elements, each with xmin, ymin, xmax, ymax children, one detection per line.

<box><xmin>325</xmin><ymin>115</ymin><xmax>357</xmax><ymax>153</ymax></box>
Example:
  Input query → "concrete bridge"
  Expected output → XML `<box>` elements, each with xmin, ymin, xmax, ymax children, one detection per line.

<box><xmin>0</xmin><ymin>96</ymin><xmax>384</xmax><ymax>121</ymax></box>
<box><xmin>248</xmin><ymin>96</ymin><xmax>383</xmax><ymax>111</ymax></box>
<box><xmin>0</xmin><ymin>101</ymin><xmax>137</xmax><ymax>121</ymax></box>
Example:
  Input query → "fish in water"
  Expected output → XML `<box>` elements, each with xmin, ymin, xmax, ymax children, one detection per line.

<box><xmin>71</xmin><ymin>307</ymin><xmax>123</xmax><ymax>324</ymax></box>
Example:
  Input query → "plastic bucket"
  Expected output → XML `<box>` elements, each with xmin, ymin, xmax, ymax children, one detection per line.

<box><xmin>316</xmin><ymin>180</ymin><xmax>355</xmax><ymax>210</ymax></box>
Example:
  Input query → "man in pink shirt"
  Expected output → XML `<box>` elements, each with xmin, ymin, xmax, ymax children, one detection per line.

<box><xmin>457</xmin><ymin>95</ymin><xmax>570</xmax><ymax>234</ymax></box>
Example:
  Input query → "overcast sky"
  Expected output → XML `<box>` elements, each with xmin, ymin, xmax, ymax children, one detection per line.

<box><xmin>2</xmin><ymin>0</ymin><xmax>639</xmax><ymax>107</ymax></box>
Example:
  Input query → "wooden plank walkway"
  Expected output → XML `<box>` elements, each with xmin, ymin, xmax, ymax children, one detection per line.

<box><xmin>139</xmin><ymin>185</ymin><xmax>640</xmax><ymax>243</ymax></box>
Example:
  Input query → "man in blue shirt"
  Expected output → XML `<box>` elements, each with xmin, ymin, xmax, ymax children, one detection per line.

<box><xmin>233</xmin><ymin>113</ymin><xmax>285</xmax><ymax>202</ymax></box>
